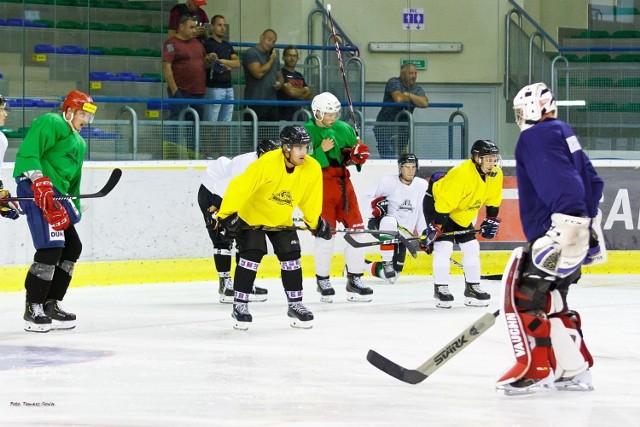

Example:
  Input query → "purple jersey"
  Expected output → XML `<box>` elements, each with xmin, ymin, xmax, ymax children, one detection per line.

<box><xmin>515</xmin><ymin>118</ymin><xmax>603</xmax><ymax>241</ymax></box>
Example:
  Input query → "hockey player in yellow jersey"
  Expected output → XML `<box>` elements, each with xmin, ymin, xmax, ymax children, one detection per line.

<box><xmin>421</xmin><ymin>140</ymin><xmax>503</xmax><ymax>308</ymax></box>
<box><xmin>214</xmin><ymin>125</ymin><xmax>331</xmax><ymax>330</ymax></box>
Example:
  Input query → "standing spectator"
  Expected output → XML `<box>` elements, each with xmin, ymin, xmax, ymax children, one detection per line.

<box><xmin>277</xmin><ymin>46</ymin><xmax>313</xmax><ymax>121</ymax></box>
<box><xmin>213</xmin><ymin>126</ymin><xmax>330</xmax><ymax>330</ymax></box>
<box><xmin>243</xmin><ymin>29</ymin><xmax>284</xmax><ymax>137</ymax></box>
<box><xmin>365</xmin><ymin>153</ymin><xmax>428</xmax><ymax>283</ymax></box>
<box><xmin>0</xmin><ymin>94</ymin><xmax>20</xmax><ymax>221</ymax></box>
<box><xmin>303</xmin><ymin>92</ymin><xmax>373</xmax><ymax>303</ymax></box>
<box><xmin>163</xmin><ymin>15</ymin><xmax>208</xmax><ymax>120</ymax></box>
<box><xmin>197</xmin><ymin>139</ymin><xmax>279</xmax><ymax>303</ymax></box>
<box><xmin>167</xmin><ymin>0</ymin><xmax>209</xmax><ymax>41</ymax></box>
<box><xmin>420</xmin><ymin>140</ymin><xmax>503</xmax><ymax>309</ymax></box>
<box><xmin>496</xmin><ymin>82</ymin><xmax>603</xmax><ymax>395</ymax></box>
<box><xmin>13</xmin><ymin>90</ymin><xmax>98</xmax><ymax>333</ymax></box>
<box><xmin>374</xmin><ymin>63</ymin><xmax>428</xmax><ymax>158</ymax></box>
<box><xmin>203</xmin><ymin>15</ymin><xmax>240</xmax><ymax>122</ymax></box>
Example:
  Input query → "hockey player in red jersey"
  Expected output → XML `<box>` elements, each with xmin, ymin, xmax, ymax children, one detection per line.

<box><xmin>496</xmin><ymin>82</ymin><xmax>604</xmax><ymax>395</ymax></box>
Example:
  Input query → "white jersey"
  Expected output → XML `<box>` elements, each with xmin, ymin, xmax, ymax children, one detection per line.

<box><xmin>201</xmin><ymin>152</ymin><xmax>258</xmax><ymax>197</ymax></box>
<box><xmin>0</xmin><ymin>132</ymin><xmax>8</xmax><ymax>183</ymax></box>
<box><xmin>367</xmin><ymin>174</ymin><xmax>429</xmax><ymax>234</ymax></box>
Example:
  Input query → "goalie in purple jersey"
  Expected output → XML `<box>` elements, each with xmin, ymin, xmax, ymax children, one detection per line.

<box><xmin>496</xmin><ymin>82</ymin><xmax>605</xmax><ymax>395</ymax></box>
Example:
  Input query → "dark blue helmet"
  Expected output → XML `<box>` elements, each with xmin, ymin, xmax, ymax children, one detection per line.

<box><xmin>280</xmin><ymin>125</ymin><xmax>311</xmax><ymax>147</ymax></box>
<box><xmin>256</xmin><ymin>139</ymin><xmax>281</xmax><ymax>157</ymax></box>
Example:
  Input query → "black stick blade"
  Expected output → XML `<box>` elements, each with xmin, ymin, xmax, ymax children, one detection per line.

<box><xmin>366</xmin><ymin>350</ymin><xmax>427</xmax><ymax>385</ymax></box>
<box><xmin>97</xmin><ymin>168</ymin><xmax>122</xmax><ymax>197</ymax></box>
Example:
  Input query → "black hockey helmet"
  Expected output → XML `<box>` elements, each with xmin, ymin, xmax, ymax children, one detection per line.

<box><xmin>0</xmin><ymin>94</ymin><xmax>6</xmax><ymax>108</ymax></box>
<box><xmin>280</xmin><ymin>125</ymin><xmax>311</xmax><ymax>148</ymax></box>
<box><xmin>471</xmin><ymin>139</ymin><xmax>499</xmax><ymax>158</ymax></box>
<box><xmin>256</xmin><ymin>138</ymin><xmax>281</xmax><ymax>157</ymax></box>
<box><xmin>398</xmin><ymin>153</ymin><xmax>419</xmax><ymax>168</ymax></box>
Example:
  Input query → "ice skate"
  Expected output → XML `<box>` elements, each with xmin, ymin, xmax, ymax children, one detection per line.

<box><xmin>316</xmin><ymin>275</ymin><xmax>335</xmax><ymax>303</ymax></box>
<box><xmin>555</xmin><ymin>369</ymin><xmax>594</xmax><ymax>391</ymax></box>
<box><xmin>496</xmin><ymin>372</ymin><xmax>555</xmax><ymax>396</ymax></box>
<box><xmin>24</xmin><ymin>301</ymin><xmax>51</xmax><ymax>333</ymax></box>
<box><xmin>434</xmin><ymin>284</ymin><xmax>454</xmax><ymax>309</ymax></box>
<box><xmin>218</xmin><ymin>277</ymin><xmax>234</xmax><ymax>304</ymax></box>
<box><xmin>232</xmin><ymin>302</ymin><xmax>252</xmax><ymax>330</ymax></box>
<box><xmin>346</xmin><ymin>273</ymin><xmax>373</xmax><ymax>302</ymax></box>
<box><xmin>249</xmin><ymin>285</ymin><xmax>268</xmax><ymax>303</ymax></box>
<box><xmin>287</xmin><ymin>302</ymin><xmax>314</xmax><ymax>329</ymax></box>
<box><xmin>381</xmin><ymin>261</ymin><xmax>398</xmax><ymax>284</ymax></box>
<box><xmin>464</xmin><ymin>282</ymin><xmax>490</xmax><ymax>307</ymax></box>
<box><xmin>44</xmin><ymin>299</ymin><xmax>76</xmax><ymax>330</ymax></box>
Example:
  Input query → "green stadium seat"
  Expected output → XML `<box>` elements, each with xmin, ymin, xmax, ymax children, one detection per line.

<box><xmin>57</xmin><ymin>20</ymin><xmax>82</xmax><ymax>29</ymax></box>
<box><xmin>89</xmin><ymin>46</ymin><xmax>110</xmax><ymax>55</ymax></box>
<box><xmin>32</xmin><ymin>19</ymin><xmax>54</xmax><ymax>28</ymax></box>
<box><xmin>572</xmin><ymin>30</ymin><xmax>610</xmax><ymax>39</ymax></box>
<box><xmin>588</xmin><ymin>102</ymin><xmax>617</xmax><ymax>112</ymax></box>
<box><xmin>616</xmin><ymin>77</ymin><xmax>640</xmax><ymax>87</ymax></box>
<box><xmin>105</xmin><ymin>23</ymin><xmax>129</xmax><ymax>32</ymax></box>
<box><xmin>579</xmin><ymin>53</ymin><xmax>611</xmax><ymax>62</ymax></box>
<box><xmin>134</xmin><ymin>48</ymin><xmax>159</xmax><ymax>57</ymax></box>
<box><xmin>619</xmin><ymin>103</ymin><xmax>640</xmax><ymax>113</ymax></box>
<box><xmin>557</xmin><ymin>76</ymin><xmax>582</xmax><ymax>87</ymax></box>
<box><xmin>130</xmin><ymin>24</ymin><xmax>153</xmax><ymax>33</ymax></box>
<box><xmin>586</xmin><ymin>77</ymin><xmax>614</xmax><ymax>87</ymax></box>
<box><xmin>110</xmin><ymin>47</ymin><xmax>134</xmax><ymax>56</ymax></box>
<box><xmin>82</xmin><ymin>22</ymin><xmax>107</xmax><ymax>31</ymax></box>
<box><xmin>613</xmin><ymin>54</ymin><xmax>640</xmax><ymax>62</ymax></box>
<box><xmin>611</xmin><ymin>30</ymin><xmax>640</xmax><ymax>38</ymax></box>
<box><xmin>141</xmin><ymin>73</ymin><xmax>163</xmax><ymax>82</ymax></box>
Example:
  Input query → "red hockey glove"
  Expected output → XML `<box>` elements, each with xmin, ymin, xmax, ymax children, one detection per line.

<box><xmin>31</xmin><ymin>177</ymin><xmax>69</xmax><ymax>230</ymax></box>
<box><xmin>350</xmin><ymin>141</ymin><xmax>370</xmax><ymax>165</ymax></box>
<box><xmin>371</xmin><ymin>196</ymin><xmax>388</xmax><ymax>218</ymax></box>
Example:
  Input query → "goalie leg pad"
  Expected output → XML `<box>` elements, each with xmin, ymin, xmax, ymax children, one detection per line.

<box><xmin>549</xmin><ymin>301</ymin><xmax>593</xmax><ymax>380</ymax></box>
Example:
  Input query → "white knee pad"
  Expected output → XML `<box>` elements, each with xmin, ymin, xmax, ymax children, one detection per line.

<box><xmin>459</xmin><ymin>239</ymin><xmax>480</xmax><ymax>283</ymax></box>
<box><xmin>432</xmin><ymin>240</ymin><xmax>453</xmax><ymax>284</ymax></box>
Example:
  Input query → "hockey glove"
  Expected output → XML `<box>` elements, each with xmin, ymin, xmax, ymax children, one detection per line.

<box><xmin>31</xmin><ymin>177</ymin><xmax>70</xmax><ymax>230</ymax></box>
<box><xmin>0</xmin><ymin>188</ymin><xmax>20</xmax><ymax>220</ymax></box>
<box><xmin>350</xmin><ymin>142</ymin><xmax>370</xmax><ymax>165</ymax></box>
<box><xmin>218</xmin><ymin>212</ymin><xmax>245</xmax><ymax>240</ymax></box>
<box><xmin>371</xmin><ymin>196</ymin><xmax>388</xmax><ymax>218</ymax></box>
<box><xmin>480</xmin><ymin>216</ymin><xmax>501</xmax><ymax>239</ymax></box>
<box><xmin>419</xmin><ymin>221</ymin><xmax>442</xmax><ymax>254</ymax></box>
<box><xmin>309</xmin><ymin>216</ymin><xmax>332</xmax><ymax>240</ymax></box>
<box><xmin>583</xmin><ymin>227</ymin><xmax>603</xmax><ymax>266</ymax></box>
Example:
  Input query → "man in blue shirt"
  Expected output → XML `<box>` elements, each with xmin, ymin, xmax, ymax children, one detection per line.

<box><xmin>373</xmin><ymin>64</ymin><xmax>428</xmax><ymax>158</ymax></box>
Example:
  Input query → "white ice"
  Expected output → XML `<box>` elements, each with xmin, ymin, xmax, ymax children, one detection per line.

<box><xmin>0</xmin><ymin>274</ymin><xmax>639</xmax><ymax>427</ymax></box>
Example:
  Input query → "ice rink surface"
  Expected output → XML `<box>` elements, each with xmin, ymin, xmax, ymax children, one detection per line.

<box><xmin>0</xmin><ymin>274</ymin><xmax>639</xmax><ymax>427</ymax></box>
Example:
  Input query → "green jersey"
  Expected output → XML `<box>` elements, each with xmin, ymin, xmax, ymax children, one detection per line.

<box><xmin>13</xmin><ymin>113</ymin><xmax>86</xmax><ymax>211</ymax></box>
<box><xmin>304</xmin><ymin>118</ymin><xmax>357</xmax><ymax>169</ymax></box>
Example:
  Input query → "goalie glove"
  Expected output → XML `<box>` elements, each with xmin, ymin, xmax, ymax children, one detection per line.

<box><xmin>350</xmin><ymin>141</ymin><xmax>370</xmax><ymax>165</ymax></box>
<box><xmin>371</xmin><ymin>196</ymin><xmax>388</xmax><ymax>218</ymax></box>
<box><xmin>480</xmin><ymin>217</ymin><xmax>501</xmax><ymax>239</ymax></box>
<box><xmin>530</xmin><ymin>213</ymin><xmax>590</xmax><ymax>279</ymax></box>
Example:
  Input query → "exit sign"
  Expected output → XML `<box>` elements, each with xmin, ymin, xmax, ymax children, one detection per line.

<box><xmin>401</xmin><ymin>59</ymin><xmax>426</xmax><ymax>70</ymax></box>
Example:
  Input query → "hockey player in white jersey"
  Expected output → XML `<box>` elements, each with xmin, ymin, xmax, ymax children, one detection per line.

<box><xmin>197</xmin><ymin>139</ymin><xmax>279</xmax><ymax>303</ymax></box>
<box><xmin>366</xmin><ymin>153</ymin><xmax>428</xmax><ymax>283</ymax></box>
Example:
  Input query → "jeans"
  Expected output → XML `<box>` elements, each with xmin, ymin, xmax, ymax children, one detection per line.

<box><xmin>205</xmin><ymin>87</ymin><xmax>234</xmax><ymax>122</ymax></box>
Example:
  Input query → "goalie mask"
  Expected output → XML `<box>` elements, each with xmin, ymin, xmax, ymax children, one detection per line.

<box><xmin>513</xmin><ymin>82</ymin><xmax>557</xmax><ymax>131</ymax></box>
<box><xmin>398</xmin><ymin>153</ymin><xmax>418</xmax><ymax>183</ymax></box>
<box><xmin>471</xmin><ymin>139</ymin><xmax>500</xmax><ymax>178</ymax></box>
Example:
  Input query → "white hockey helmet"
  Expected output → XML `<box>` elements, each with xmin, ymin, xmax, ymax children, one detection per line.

<box><xmin>311</xmin><ymin>92</ymin><xmax>341</xmax><ymax>118</ymax></box>
<box><xmin>513</xmin><ymin>82</ymin><xmax>557</xmax><ymax>131</ymax></box>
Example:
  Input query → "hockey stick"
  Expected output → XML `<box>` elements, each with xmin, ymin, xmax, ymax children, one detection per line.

<box><xmin>4</xmin><ymin>168</ymin><xmax>122</xmax><ymax>202</ymax></box>
<box><xmin>367</xmin><ymin>310</ymin><xmax>500</xmax><ymax>384</ymax></box>
<box><xmin>344</xmin><ymin>228</ymin><xmax>481</xmax><ymax>249</ymax></box>
<box><xmin>326</xmin><ymin>4</ymin><xmax>360</xmax><ymax>140</ymax></box>
<box><xmin>449</xmin><ymin>258</ymin><xmax>503</xmax><ymax>281</ymax></box>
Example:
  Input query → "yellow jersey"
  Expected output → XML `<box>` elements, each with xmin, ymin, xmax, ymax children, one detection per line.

<box><xmin>217</xmin><ymin>149</ymin><xmax>323</xmax><ymax>228</ymax></box>
<box><xmin>432</xmin><ymin>159</ymin><xmax>503</xmax><ymax>227</ymax></box>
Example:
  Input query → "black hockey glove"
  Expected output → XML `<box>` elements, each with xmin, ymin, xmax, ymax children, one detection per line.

<box><xmin>216</xmin><ymin>213</ymin><xmax>245</xmax><ymax>240</ymax></box>
<box><xmin>310</xmin><ymin>216</ymin><xmax>332</xmax><ymax>240</ymax></box>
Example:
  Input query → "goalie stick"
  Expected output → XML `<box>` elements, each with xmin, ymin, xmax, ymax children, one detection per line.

<box><xmin>4</xmin><ymin>168</ymin><xmax>122</xmax><ymax>202</ymax></box>
<box><xmin>367</xmin><ymin>310</ymin><xmax>500</xmax><ymax>384</ymax></box>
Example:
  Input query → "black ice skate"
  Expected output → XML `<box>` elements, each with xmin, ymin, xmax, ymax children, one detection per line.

<box><xmin>464</xmin><ymin>282</ymin><xmax>490</xmax><ymax>307</ymax></box>
<box><xmin>44</xmin><ymin>299</ymin><xmax>76</xmax><ymax>330</ymax></box>
<box><xmin>249</xmin><ymin>285</ymin><xmax>268</xmax><ymax>303</ymax></box>
<box><xmin>316</xmin><ymin>275</ymin><xmax>335</xmax><ymax>303</ymax></box>
<box><xmin>232</xmin><ymin>302</ymin><xmax>252</xmax><ymax>330</ymax></box>
<box><xmin>287</xmin><ymin>302</ymin><xmax>314</xmax><ymax>329</ymax></box>
<box><xmin>346</xmin><ymin>273</ymin><xmax>373</xmax><ymax>302</ymax></box>
<box><xmin>24</xmin><ymin>301</ymin><xmax>52</xmax><ymax>333</ymax></box>
<box><xmin>434</xmin><ymin>284</ymin><xmax>454</xmax><ymax>309</ymax></box>
<box><xmin>382</xmin><ymin>261</ymin><xmax>398</xmax><ymax>284</ymax></box>
<box><xmin>218</xmin><ymin>277</ymin><xmax>234</xmax><ymax>304</ymax></box>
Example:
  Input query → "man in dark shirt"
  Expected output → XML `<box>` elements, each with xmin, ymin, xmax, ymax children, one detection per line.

<box><xmin>277</xmin><ymin>46</ymin><xmax>312</xmax><ymax>121</ymax></box>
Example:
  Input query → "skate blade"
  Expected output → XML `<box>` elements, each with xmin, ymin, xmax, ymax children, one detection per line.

<box><xmin>233</xmin><ymin>321</ymin><xmax>250</xmax><ymax>331</ymax></box>
<box><xmin>289</xmin><ymin>318</ymin><xmax>313</xmax><ymax>329</ymax></box>
<box><xmin>464</xmin><ymin>297</ymin><xmax>489</xmax><ymax>307</ymax></box>
<box><xmin>435</xmin><ymin>301</ymin><xmax>453</xmax><ymax>309</ymax></box>
<box><xmin>50</xmin><ymin>319</ymin><xmax>76</xmax><ymax>330</ymax></box>
<box><xmin>248</xmin><ymin>294</ymin><xmax>268</xmax><ymax>303</ymax></box>
<box><xmin>497</xmin><ymin>383</ymin><xmax>555</xmax><ymax>396</ymax></box>
<box><xmin>346</xmin><ymin>292</ymin><xmax>373</xmax><ymax>303</ymax></box>
<box><xmin>219</xmin><ymin>294</ymin><xmax>234</xmax><ymax>304</ymax></box>
<box><xmin>24</xmin><ymin>322</ymin><xmax>51</xmax><ymax>333</ymax></box>
<box><xmin>319</xmin><ymin>294</ymin><xmax>334</xmax><ymax>303</ymax></box>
